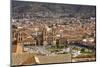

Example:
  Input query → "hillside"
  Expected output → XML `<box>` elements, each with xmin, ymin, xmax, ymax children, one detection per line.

<box><xmin>12</xmin><ymin>1</ymin><xmax>96</xmax><ymax>19</ymax></box>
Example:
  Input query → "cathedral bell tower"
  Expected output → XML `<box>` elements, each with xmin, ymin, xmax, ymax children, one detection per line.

<box><xmin>16</xmin><ymin>31</ymin><xmax>23</xmax><ymax>54</ymax></box>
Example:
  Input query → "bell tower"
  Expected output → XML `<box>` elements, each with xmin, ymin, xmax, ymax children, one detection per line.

<box><xmin>43</xmin><ymin>26</ymin><xmax>48</xmax><ymax>46</ymax></box>
<box><xmin>52</xmin><ymin>24</ymin><xmax>57</xmax><ymax>46</ymax></box>
<box><xmin>16</xmin><ymin>31</ymin><xmax>23</xmax><ymax>54</ymax></box>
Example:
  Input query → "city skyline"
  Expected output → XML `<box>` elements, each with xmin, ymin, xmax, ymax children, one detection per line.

<box><xmin>11</xmin><ymin>0</ymin><xmax>96</xmax><ymax>66</ymax></box>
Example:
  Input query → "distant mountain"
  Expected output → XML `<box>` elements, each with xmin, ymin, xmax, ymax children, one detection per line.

<box><xmin>12</xmin><ymin>1</ymin><xmax>96</xmax><ymax>19</ymax></box>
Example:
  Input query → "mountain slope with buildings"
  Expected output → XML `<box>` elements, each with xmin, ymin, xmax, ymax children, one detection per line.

<box><xmin>12</xmin><ymin>1</ymin><xmax>96</xmax><ymax>19</ymax></box>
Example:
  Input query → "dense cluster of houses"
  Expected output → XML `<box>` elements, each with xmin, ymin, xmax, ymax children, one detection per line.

<box><xmin>12</xmin><ymin>17</ymin><xmax>96</xmax><ymax>54</ymax></box>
